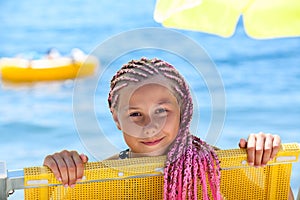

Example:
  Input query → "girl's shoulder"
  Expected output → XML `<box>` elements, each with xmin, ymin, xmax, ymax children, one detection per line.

<box><xmin>212</xmin><ymin>145</ymin><xmax>221</xmax><ymax>151</ymax></box>
<box><xmin>105</xmin><ymin>149</ymin><xmax>130</xmax><ymax>160</ymax></box>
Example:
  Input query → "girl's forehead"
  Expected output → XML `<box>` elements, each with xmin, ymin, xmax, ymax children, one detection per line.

<box><xmin>126</xmin><ymin>87</ymin><xmax>176</xmax><ymax>106</ymax></box>
<box><xmin>133</xmin><ymin>83</ymin><xmax>171</xmax><ymax>93</ymax></box>
<box><xmin>120</xmin><ymin>83</ymin><xmax>175</xmax><ymax>101</ymax></box>
<box><xmin>117</xmin><ymin>78</ymin><xmax>178</xmax><ymax>107</ymax></box>
<box><xmin>130</xmin><ymin>84</ymin><xmax>177</xmax><ymax>103</ymax></box>
<box><xmin>121</xmin><ymin>75</ymin><xmax>175</xmax><ymax>94</ymax></box>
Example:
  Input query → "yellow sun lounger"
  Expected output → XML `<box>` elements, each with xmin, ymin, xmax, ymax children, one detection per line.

<box><xmin>1</xmin><ymin>143</ymin><xmax>299</xmax><ymax>199</ymax></box>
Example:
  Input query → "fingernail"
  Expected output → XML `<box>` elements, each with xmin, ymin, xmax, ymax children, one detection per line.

<box><xmin>70</xmin><ymin>184</ymin><xmax>75</xmax><ymax>188</ymax></box>
<box><xmin>58</xmin><ymin>177</ymin><xmax>62</xmax><ymax>182</ymax></box>
<box><xmin>77</xmin><ymin>178</ymin><xmax>82</xmax><ymax>182</ymax></box>
<box><xmin>248</xmin><ymin>162</ymin><xmax>254</xmax><ymax>166</ymax></box>
<box><xmin>80</xmin><ymin>154</ymin><xmax>86</xmax><ymax>157</ymax></box>
<box><xmin>64</xmin><ymin>184</ymin><xmax>68</xmax><ymax>188</ymax></box>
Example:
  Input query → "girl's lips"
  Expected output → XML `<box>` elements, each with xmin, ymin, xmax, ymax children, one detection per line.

<box><xmin>141</xmin><ymin>137</ymin><xmax>164</xmax><ymax>146</ymax></box>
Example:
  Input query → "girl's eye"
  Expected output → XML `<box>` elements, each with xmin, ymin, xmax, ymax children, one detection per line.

<box><xmin>129</xmin><ymin>112</ymin><xmax>142</xmax><ymax>117</ymax></box>
<box><xmin>155</xmin><ymin>108</ymin><xmax>168</xmax><ymax>115</ymax></box>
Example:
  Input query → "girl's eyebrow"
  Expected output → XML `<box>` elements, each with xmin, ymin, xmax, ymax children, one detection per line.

<box><xmin>157</xmin><ymin>100</ymin><xmax>172</xmax><ymax>105</ymax></box>
<box><xmin>126</xmin><ymin>100</ymin><xmax>173</xmax><ymax>110</ymax></box>
<box><xmin>123</xmin><ymin>105</ymin><xmax>142</xmax><ymax>111</ymax></box>
<box><xmin>157</xmin><ymin>98</ymin><xmax>174</xmax><ymax>105</ymax></box>
<box><xmin>127</xmin><ymin>106</ymin><xmax>139</xmax><ymax>110</ymax></box>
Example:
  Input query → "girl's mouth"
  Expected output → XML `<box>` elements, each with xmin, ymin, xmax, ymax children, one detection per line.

<box><xmin>141</xmin><ymin>137</ymin><xmax>164</xmax><ymax>146</ymax></box>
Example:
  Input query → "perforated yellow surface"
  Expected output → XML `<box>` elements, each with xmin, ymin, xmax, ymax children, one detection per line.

<box><xmin>24</xmin><ymin>143</ymin><xmax>300</xmax><ymax>200</ymax></box>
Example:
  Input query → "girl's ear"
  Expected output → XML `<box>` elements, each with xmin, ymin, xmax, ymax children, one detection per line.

<box><xmin>111</xmin><ymin>108</ymin><xmax>121</xmax><ymax>130</ymax></box>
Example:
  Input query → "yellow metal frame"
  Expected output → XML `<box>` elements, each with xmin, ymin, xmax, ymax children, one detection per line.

<box><xmin>24</xmin><ymin>143</ymin><xmax>300</xmax><ymax>200</ymax></box>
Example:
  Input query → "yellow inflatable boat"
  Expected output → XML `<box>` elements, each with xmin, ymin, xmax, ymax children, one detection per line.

<box><xmin>0</xmin><ymin>56</ymin><xmax>98</xmax><ymax>82</ymax></box>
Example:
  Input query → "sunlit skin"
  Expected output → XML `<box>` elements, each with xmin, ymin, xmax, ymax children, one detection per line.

<box><xmin>112</xmin><ymin>84</ymin><xmax>180</xmax><ymax>157</ymax></box>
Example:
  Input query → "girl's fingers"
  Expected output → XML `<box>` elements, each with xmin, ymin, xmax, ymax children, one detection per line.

<box><xmin>270</xmin><ymin>134</ymin><xmax>281</xmax><ymax>160</ymax></box>
<box><xmin>246</xmin><ymin>134</ymin><xmax>256</xmax><ymax>166</ymax></box>
<box><xmin>43</xmin><ymin>155</ymin><xmax>61</xmax><ymax>181</ymax></box>
<box><xmin>43</xmin><ymin>150</ymin><xmax>87</xmax><ymax>187</ymax></box>
<box><xmin>62</xmin><ymin>151</ymin><xmax>78</xmax><ymax>187</ymax></box>
<box><xmin>261</xmin><ymin>134</ymin><xmax>273</xmax><ymax>166</ymax></box>
<box><xmin>238</xmin><ymin>138</ymin><xmax>247</xmax><ymax>148</ymax></box>
<box><xmin>254</xmin><ymin>133</ymin><xmax>265</xmax><ymax>166</ymax></box>
<box><xmin>72</xmin><ymin>152</ymin><xmax>85</xmax><ymax>181</ymax></box>
<box><xmin>52</xmin><ymin>152</ymin><xmax>68</xmax><ymax>186</ymax></box>
<box><xmin>243</xmin><ymin>132</ymin><xmax>282</xmax><ymax>167</ymax></box>
<box><xmin>80</xmin><ymin>154</ymin><xmax>89</xmax><ymax>163</ymax></box>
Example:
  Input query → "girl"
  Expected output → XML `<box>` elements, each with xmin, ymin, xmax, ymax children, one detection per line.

<box><xmin>44</xmin><ymin>58</ymin><xmax>282</xmax><ymax>199</ymax></box>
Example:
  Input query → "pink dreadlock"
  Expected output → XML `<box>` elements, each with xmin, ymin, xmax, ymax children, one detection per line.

<box><xmin>108</xmin><ymin>58</ymin><xmax>221</xmax><ymax>200</ymax></box>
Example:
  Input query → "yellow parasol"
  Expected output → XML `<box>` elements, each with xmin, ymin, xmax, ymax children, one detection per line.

<box><xmin>154</xmin><ymin>0</ymin><xmax>300</xmax><ymax>39</ymax></box>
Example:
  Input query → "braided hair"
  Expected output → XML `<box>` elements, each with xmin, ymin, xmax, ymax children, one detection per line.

<box><xmin>108</xmin><ymin>58</ymin><xmax>221</xmax><ymax>199</ymax></box>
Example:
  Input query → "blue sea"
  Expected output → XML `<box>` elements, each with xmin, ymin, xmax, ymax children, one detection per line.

<box><xmin>1</xmin><ymin>0</ymin><xmax>299</xmax><ymax>199</ymax></box>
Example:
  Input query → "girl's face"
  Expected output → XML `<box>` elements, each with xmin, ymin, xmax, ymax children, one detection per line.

<box><xmin>112</xmin><ymin>83</ymin><xmax>181</xmax><ymax>157</ymax></box>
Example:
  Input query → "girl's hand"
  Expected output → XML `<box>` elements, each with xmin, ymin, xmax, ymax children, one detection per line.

<box><xmin>239</xmin><ymin>132</ymin><xmax>281</xmax><ymax>167</ymax></box>
<box><xmin>43</xmin><ymin>150</ymin><xmax>88</xmax><ymax>187</ymax></box>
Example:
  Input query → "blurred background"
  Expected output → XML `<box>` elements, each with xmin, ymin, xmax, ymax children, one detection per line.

<box><xmin>0</xmin><ymin>0</ymin><xmax>299</xmax><ymax>199</ymax></box>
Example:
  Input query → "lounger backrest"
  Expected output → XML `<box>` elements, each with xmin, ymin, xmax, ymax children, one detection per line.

<box><xmin>24</xmin><ymin>143</ymin><xmax>300</xmax><ymax>200</ymax></box>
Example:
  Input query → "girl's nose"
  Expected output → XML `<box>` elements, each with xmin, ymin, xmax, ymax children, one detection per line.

<box><xmin>142</xmin><ymin>118</ymin><xmax>159</xmax><ymax>136</ymax></box>
<box><xmin>143</xmin><ymin>115</ymin><xmax>151</xmax><ymax>127</ymax></box>
<box><xmin>134</xmin><ymin>115</ymin><xmax>151</xmax><ymax>127</ymax></box>
<box><xmin>144</xmin><ymin>124</ymin><xmax>158</xmax><ymax>135</ymax></box>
